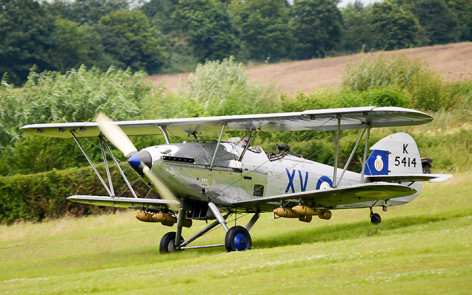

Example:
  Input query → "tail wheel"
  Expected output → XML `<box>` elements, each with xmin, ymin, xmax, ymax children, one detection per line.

<box><xmin>159</xmin><ymin>232</ymin><xmax>184</xmax><ymax>253</ymax></box>
<box><xmin>370</xmin><ymin>213</ymin><xmax>381</xmax><ymax>225</ymax></box>
<box><xmin>225</xmin><ymin>226</ymin><xmax>252</xmax><ymax>252</ymax></box>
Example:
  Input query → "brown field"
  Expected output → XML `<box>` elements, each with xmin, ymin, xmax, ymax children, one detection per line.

<box><xmin>146</xmin><ymin>42</ymin><xmax>472</xmax><ymax>94</ymax></box>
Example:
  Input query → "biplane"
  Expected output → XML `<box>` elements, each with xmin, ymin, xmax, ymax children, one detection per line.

<box><xmin>20</xmin><ymin>106</ymin><xmax>451</xmax><ymax>253</ymax></box>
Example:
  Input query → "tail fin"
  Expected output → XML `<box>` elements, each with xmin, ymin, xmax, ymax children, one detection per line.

<box><xmin>365</xmin><ymin>132</ymin><xmax>422</xmax><ymax>176</ymax></box>
<box><xmin>364</xmin><ymin>132</ymin><xmax>451</xmax><ymax>206</ymax></box>
<box><xmin>365</xmin><ymin>132</ymin><xmax>423</xmax><ymax>205</ymax></box>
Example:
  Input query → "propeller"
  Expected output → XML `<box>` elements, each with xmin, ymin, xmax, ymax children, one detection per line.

<box><xmin>95</xmin><ymin>113</ymin><xmax>179</xmax><ymax>206</ymax></box>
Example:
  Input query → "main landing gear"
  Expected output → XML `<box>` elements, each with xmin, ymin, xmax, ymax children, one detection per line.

<box><xmin>159</xmin><ymin>201</ymin><xmax>259</xmax><ymax>253</ymax></box>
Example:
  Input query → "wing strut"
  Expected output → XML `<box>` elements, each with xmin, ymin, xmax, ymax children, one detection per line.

<box><xmin>337</xmin><ymin>124</ymin><xmax>368</xmax><ymax>185</ymax></box>
<box><xmin>158</xmin><ymin>126</ymin><xmax>171</xmax><ymax>144</ymax></box>
<box><xmin>100</xmin><ymin>136</ymin><xmax>138</xmax><ymax>199</ymax></box>
<box><xmin>70</xmin><ymin>131</ymin><xmax>138</xmax><ymax>198</ymax></box>
<box><xmin>209</xmin><ymin>123</ymin><xmax>226</xmax><ymax>170</ymax></box>
<box><xmin>71</xmin><ymin>131</ymin><xmax>113</xmax><ymax>197</ymax></box>
<box><xmin>333</xmin><ymin>115</ymin><xmax>341</xmax><ymax>187</ymax></box>
<box><xmin>360</xmin><ymin>123</ymin><xmax>371</xmax><ymax>183</ymax></box>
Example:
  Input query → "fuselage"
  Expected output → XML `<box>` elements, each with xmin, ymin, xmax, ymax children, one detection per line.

<box><xmin>141</xmin><ymin>139</ymin><xmax>363</xmax><ymax>210</ymax></box>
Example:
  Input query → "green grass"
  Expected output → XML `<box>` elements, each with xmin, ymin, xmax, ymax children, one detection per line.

<box><xmin>1</xmin><ymin>173</ymin><xmax>471</xmax><ymax>294</ymax></box>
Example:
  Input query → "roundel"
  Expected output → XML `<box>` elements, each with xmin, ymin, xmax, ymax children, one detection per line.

<box><xmin>316</xmin><ymin>176</ymin><xmax>333</xmax><ymax>190</ymax></box>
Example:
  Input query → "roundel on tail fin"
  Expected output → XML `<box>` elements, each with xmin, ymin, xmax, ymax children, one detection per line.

<box><xmin>366</xmin><ymin>132</ymin><xmax>422</xmax><ymax>175</ymax></box>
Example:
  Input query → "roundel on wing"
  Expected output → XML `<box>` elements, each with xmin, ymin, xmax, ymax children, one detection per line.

<box><xmin>316</xmin><ymin>176</ymin><xmax>333</xmax><ymax>190</ymax></box>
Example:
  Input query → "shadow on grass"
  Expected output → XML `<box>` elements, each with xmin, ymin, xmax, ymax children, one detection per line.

<box><xmin>253</xmin><ymin>212</ymin><xmax>469</xmax><ymax>250</ymax></box>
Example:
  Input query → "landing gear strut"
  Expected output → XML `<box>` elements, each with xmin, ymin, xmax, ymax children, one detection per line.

<box><xmin>159</xmin><ymin>201</ymin><xmax>259</xmax><ymax>253</ymax></box>
<box><xmin>370</xmin><ymin>207</ymin><xmax>381</xmax><ymax>225</ymax></box>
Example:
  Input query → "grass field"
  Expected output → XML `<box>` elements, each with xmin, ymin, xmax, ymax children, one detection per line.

<box><xmin>1</xmin><ymin>172</ymin><xmax>471</xmax><ymax>294</ymax></box>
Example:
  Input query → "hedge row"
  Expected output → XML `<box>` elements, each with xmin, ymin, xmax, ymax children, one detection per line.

<box><xmin>0</xmin><ymin>165</ymin><xmax>151</xmax><ymax>224</ymax></box>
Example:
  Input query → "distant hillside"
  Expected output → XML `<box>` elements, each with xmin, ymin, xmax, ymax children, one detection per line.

<box><xmin>146</xmin><ymin>42</ymin><xmax>472</xmax><ymax>94</ymax></box>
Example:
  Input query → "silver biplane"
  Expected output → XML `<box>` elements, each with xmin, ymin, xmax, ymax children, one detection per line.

<box><xmin>20</xmin><ymin>106</ymin><xmax>451</xmax><ymax>253</ymax></box>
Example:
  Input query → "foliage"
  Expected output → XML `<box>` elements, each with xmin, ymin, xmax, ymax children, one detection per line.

<box><xmin>410</xmin><ymin>0</ymin><xmax>459</xmax><ymax>45</ymax></box>
<box><xmin>340</xmin><ymin>54</ymin><xmax>448</xmax><ymax>111</ymax></box>
<box><xmin>0</xmin><ymin>0</ymin><xmax>57</xmax><ymax>84</ymax></box>
<box><xmin>339</xmin><ymin>1</ymin><xmax>373</xmax><ymax>53</ymax></box>
<box><xmin>445</xmin><ymin>0</ymin><xmax>472</xmax><ymax>41</ymax></box>
<box><xmin>97</xmin><ymin>10</ymin><xmax>168</xmax><ymax>73</ymax></box>
<box><xmin>0</xmin><ymin>164</ymin><xmax>152</xmax><ymax>224</ymax></box>
<box><xmin>369</xmin><ymin>1</ymin><xmax>421</xmax><ymax>50</ymax></box>
<box><xmin>171</xmin><ymin>0</ymin><xmax>239</xmax><ymax>62</ymax></box>
<box><xmin>2</xmin><ymin>0</ymin><xmax>472</xmax><ymax>83</ymax></box>
<box><xmin>228</xmin><ymin>0</ymin><xmax>293</xmax><ymax>62</ymax></box>
<box><xmin>50</xmin><ymin>0</ymin><xmax>129</xmax><ymax>25</ymax></box>
<box><xmin>53</xmin><ymin>18</ymin><xmax>97</xmax><ymax>72</ymax></box>
<box><xmin>291</xmin><ymin>0</ymin><xmax>343</xmax><ymax>59</ymax></box>
<box><xmin>0</xmin><ymin>66</ymin><xmax>151</xmax><ymax>175</ymax></box>
<box><xmin>143</xmin><ymin>57</ymin><xmax>281</xmax><ymax>119</ymax></box>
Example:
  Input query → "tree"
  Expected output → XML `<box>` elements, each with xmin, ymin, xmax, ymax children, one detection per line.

<box><xmin>52</xmin><ymin>18</ymin><xmax>97</xmax><ymax>72</ymax></box>
<box><xmin>411</xmin><ymin>0</ymin><xmax>459</xmax><ymax>45</ymax></box>
<box><xmin>50</xmin><ymin>0</ymin><xmax>129</xmax><ymax>24</ymax></box>
<box><xmin>228</xmin><ymin>0</ymin><xmax>293</xmax><ymax>62</ymax></box>
<box><xmin>98</xmin><ymin>10</ymin><xmax>168</xmax><ymax>73</ymax></box>
<box><xmin>172</xmin><ymin>0</ymin><xmax>239</xmax><ymax>62</ymax></box>
<box><xmin>0</xmin><ymin>0</ymin><xmax>57</xmax><ymax>84</ymax></box>
<box><xmin>291</xmin><ymin>0</ymin><xmax>343</xmax><ymax>59</ymax></box>
<box><xmin>369</xmin><ymin>1</ymin><xmax>421</xmax><ymax>50</ymax></box>
<box><xmin>339</xmin><ymin>1</ymin><xmax>374</xmax><ymax>53</ymax></box>
<box><xmin>445</xmin><ymin>0</ymin><xmax>472</xmax><ymax>41</ymax></box>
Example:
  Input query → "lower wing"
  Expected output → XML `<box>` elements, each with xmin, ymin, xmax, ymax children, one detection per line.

<box><xmin>232</xmin><ymin>183</ymin><xmax>417</xmax><ymax>211</ymax></box>
<box><xmin>67</xmin><ymin>195</ymin><xmax>179</xmax><ymax>211</ymax></box>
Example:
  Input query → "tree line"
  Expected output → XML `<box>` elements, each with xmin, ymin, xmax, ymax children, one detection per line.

<box><xmin>1</xmin><ymin>0</ymin><xmax>471</xmax><ymax>85</ymax></box>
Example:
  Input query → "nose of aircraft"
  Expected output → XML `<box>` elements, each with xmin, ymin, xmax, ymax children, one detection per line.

<box><xmin>128</xmin><ymin>150</ymin><xmax>153</xmax><ymax>172</ymax></box>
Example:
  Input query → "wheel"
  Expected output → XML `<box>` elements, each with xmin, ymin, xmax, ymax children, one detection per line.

<box><xmin>422</xmin><ymin>166</ymin><xmax>431</xmax><ymax>174</ymax></box>
<box><xmin>225</xmin><ymin>226</ymin><xmax>252</xmax><ymax>252</ymax></box>
<box><xmin>159</xmin><ymin>232</ymin><xmax>184</xmax><ymax>253</ymax></box>
<box><xmin>370</xmin><ymin>213</ymin><xmax>381</xmax><ymax>225</ymax></box>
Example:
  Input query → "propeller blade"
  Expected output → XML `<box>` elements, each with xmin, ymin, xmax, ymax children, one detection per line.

<box><xmin>142</xmin><ymin>166</ymin><xmax>179</xmax><ymax>208</ymax></box>
<box><xmin>96</xmin><ymin>113</ymin><xmax>179</xmax><ymax>209</ymax></box>
<box><xmin>95</xmin><ymin>112</ymin><xmax>137</xmax><ymax>158</ymax></box>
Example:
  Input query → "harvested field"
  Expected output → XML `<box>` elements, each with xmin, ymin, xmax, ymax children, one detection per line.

<box><xmin>146</xmin><ymin>42</ymin><xmax>472</xmax><ymax>94</ymax></box>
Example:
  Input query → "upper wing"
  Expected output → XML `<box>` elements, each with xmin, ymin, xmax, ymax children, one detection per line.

<box><xmin>67</xmin><ymin>195</ymin><xmax>179</xmax><ymax>211</ymax></box>
<box><xmin>232</xmin><ymin>183</ymin><xmax>417</xmax><ymax>211</ymax></box>
<box><xmin>20</xmin><ymin>106</ymin><xmax>432</xmax><ymax>138</ymax></box>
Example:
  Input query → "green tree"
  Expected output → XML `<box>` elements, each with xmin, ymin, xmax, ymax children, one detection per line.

<box><xmin>50</xmin><ymin>0</ymin><xmax>129</xmax><ymax>24</ymax></box>
<box><xmin>172</xmin><ymin>0</ymin><xmax>239</xmax><ymax>62</ymax></box>
<box><xmin>291</xmin><ymin>0</ymin><xmax>343</xmax><ymax>59</ymax></box>
<box><xmin>228</xmin><ymin>0</ymin><xmax>293</xmax><ymax>61</ymax></box>
<box><xmin>369</xmin><ymin>1</ymin><xmax>421</xmax><ymax>50</ymax></box>
<box><xmin>98</xmin><ymin>10</ymin><xmax>168</xmax><ymax>73</ymax></box>
<box><xmin>140</xmin><ymin>0</ymin><xmax>178</xmax><ymax>35</ymax></box>
<box><xmin>339</xmin><ymin>1</ymin><xmax>374</xmax><ymax>53</ymax></box>
<box><xmin>445</xmin><ymin>0</ymin><xmax>472</xmax><ymax>41</ymax></box>
<box><xmin>52</xmin><ymin>18</ymin><xmax>97</xmax><ymax>72</ymax></box>
<box><xmin>0</xmin><ymin>0</ymin><xmax>57</xmax><ymax>84</ymax></box>
<box><xmin>411</xmin><ymin>0</ymin><xmax>459</xmax><ymax>45</ymax></box>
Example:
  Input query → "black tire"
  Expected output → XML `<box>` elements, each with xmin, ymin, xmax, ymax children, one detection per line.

<box><xmin>422</xmin><ymin>166</ymin><xmax>431</xmax><ymax>174</ymax></box>
<box><xmin>225</xmin><ymin>226</ymin><xmax>252</xmax><ymax>252</ymax></box>
<box><xmin>159</xmin><ymin>232</ymin><xmax>184</xmax><ymax>253</ymax></box>
<box><xmin>370</xmin><ymin>213</ymin><xmax>381</xmax><ymax>225</ymax></box>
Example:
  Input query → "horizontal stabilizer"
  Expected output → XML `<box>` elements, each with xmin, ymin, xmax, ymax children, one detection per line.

<box><xmin>67</xmin><ymin>195</ymin><xmax>179</xmax><ymax>209</ymax></box>
<box><xmin>366</xmin><ymin>174</ymin><xmax>452</xmax><ymax>183</ymax></box>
